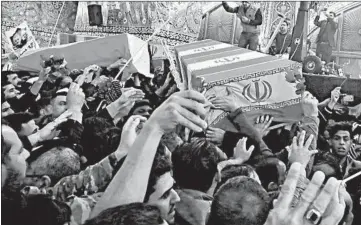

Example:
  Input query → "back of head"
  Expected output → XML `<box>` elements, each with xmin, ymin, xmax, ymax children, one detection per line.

<box><xmin>214</xmin><ymin>164</ymin><xmax>258</xmax><ymax>194</ymax></box>
<box><xmin>84</xmin><ymin>202</ymin><xmax>164</xmax><ymax>225</ymax></box>
<box><xmin>21</xmin><ymin>194</ymin><xmax>72</xmax><ymax>225</ymax></box>
<box><xmin>172</xmin><ymin>138</ymin><xmax>224</xmax><ymax>192</ymax></box>
<box><xmin>1</xmin><ymin>71</ymin><xmax>13</xmax><ymax>87</ymax></box>
<box><xmin>27</xmin><ymin>146</ymin><xmax>81</xmax><ymax>185</ymax></box>
<box><xmin>208</xmin><ymin>176</ymin><xmax>270</xmax><ymax>225</ymax></box>
<box><xmin>252</xmin><ymin>156</ymin><xmax>287</xmax><ymax>191</ymax></box>
<box><xmin>82</xmin><ymin>116</ymin><xmax>121</xmax><ymax>165</ymax></box>
<box><xmin>3</xmin><ymin>112</ymin><xmax>34</xmax><ymax>133</ymax></box>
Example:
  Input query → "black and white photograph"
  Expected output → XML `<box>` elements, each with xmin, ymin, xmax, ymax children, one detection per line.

<box><xmin>4</xmin><ymin>21</ymin><xmax>39</xmax><ymax>56</ymax></box>
<box><xmin>1</xmin><ymin>1</ymin><xmax>361</xmax><ymax>225</ymax></box>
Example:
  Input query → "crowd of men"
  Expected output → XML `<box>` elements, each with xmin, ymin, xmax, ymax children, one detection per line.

<box><xmin>2</xmin><ymin>49</ymin><xmax>360</xmax><ymax>225</ymax></box>
<box><xmin>1</xmin><ymin>2</ymin><xmax>360</xmax><ymax>225</ymax></box>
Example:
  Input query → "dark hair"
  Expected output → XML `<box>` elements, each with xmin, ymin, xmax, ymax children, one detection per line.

<box><xmin>21</xmin><ymin>194</ymin><xmax>72</xmax><ymax>225</ymax></box>
<box><xmin>144</xmin><ymin>143</ymin><xmax>172</xmax><ymax>202</ymax></box>
<box><xmin>81</xmin><ymin>117</ymin><xmax>122</xmax><ymax>166</ymax></box>
<box><xmin>10</xmin><ymin>28</ymin><xmax>27</xmax><ymax>49</ymax></box>
<box><xmin>1</xmin><ymin>73</ymin><xmax>12</xmax><ymax>88</ymax></box>
<box><xmin>327</xmin><ymin>122</ymin><xmax>353</xmax><ymax>139</ymax></box>
<box><xmin>253</xmin><ymin>156</ymin><xmax>286</xmax><ymax>190</ymax></box>
<box><xmin>282</xmin><ymin>20</ymin><xmax>290</xmax><ymax>26</ymax></box>
<box><xmin>329</xmin><ymin>11</ymin><xmax>336</xmax><ymax>17</ymax></box>
<box><xmin>1</xmin><ymin>92</ymin><xmax>6</xmax><ymax>104</ymax></box>
<box><xmin>3</xmin><ymin>112</ymin><xmax>34</xmax><ymax>132</ymax></box>
<box><xmin>32</xmin><ymin>96</ymin><xmax>52</xmax><ymax>118</ymax></box>
<box><xmin>207</xmin><ymin>176</ymin><xmax>270</xmax><ymax>225</ymax></box>
<box><xmin>128</xmin><ymin>99</ymin><xmax>152</xmax><ymax>116</ymax></box>
<box><xmin>172</xmin><ymin>138</ymin><xmax>224</xmax><ymax>192</ymax></box>
<box><xmin>214</xmin><ymin>164</ymin><xmax>257</xmax><ymax>194</ymax></box>
<box><xmin>84</xmin><ymin>203</ymin><xmax>164</xmax><ymax>225</ymax></box>
<box><xmin>27</xmin><ymin>146</ymin><xmax>81</xmax><ymax>185</ymax></box>
<box><xmin>1</xmin><ymin>71</ymin><xmax>17</xmax><ymax>83</ymax></box>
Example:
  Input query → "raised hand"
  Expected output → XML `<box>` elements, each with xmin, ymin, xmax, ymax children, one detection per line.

<box><xmin>107</xmin><ymin>58</ymin><xmax>128</xmax><ymax>70</ymax></box>
<box><xmin>206</xmin><ymin>127</ymin><xmax>226</xmax><ymax>145</ymax></box>
<box><xmin>286</xmin><ymin>130</ymin><xmax>317</xmax><ymax>168</ymax></box>
<box><xmin>209</xmin><ymin>87</ymin><xmax>239</xmax><ymax>112</ymax></box>
<box><xmin>66</xmin><ymin>83</ymin><xmax>85</xmax><ymax>112</ymax></box>
<box><xmin>147</xmin><ymin>90</ymin><xmax>208</xmax><ymax>133</ymax></box>
<box><xmin>118</xmin><ymin>88</ymin><xmax>145</xmax><ymax>103</ymax></box>
<box><xmin>216</xmin><ymin>137</ymin><xmax>254</xmax><ymax>173</ymax></box>
<box><xmin>106</xmin><ymin>88</ymin><xmax>145</xmax><ymax>120</ymax></box>
<box><xmin>254</xmin><ymin>115</ymin><xmax>273</xmax><ymax>137</ymax></box>
<box><xmin>265</xmin><ymin>163</ymin><xmax>345</xmax><ymax>225</ymax></box>
<box><xmin>234</xmin><ymin>137</ymin><xmax>255</xmax><ymax>162</ymax></box>
<box><xmin>301</xmin><ymin>91</ymin><xmax>319</xmax><ymax>117</ymax></box>
<box><xmin>119</xmin><ymin>115</ymin><xmax>147</xmax><ymax>149</ymax></box>
<box><xmin>38</xmin><ymin>67</ymin><xmax>52</xmax><ymax>82</ymax></box>
<box><xmin>328</xmin><ymin>87</ymin><xmax>341</xmax><ymax>109</ymax></box>
<box><xmin>84</xmin><ymin>64</ymin><xmax>100</xmax><ymax>83</ymax></box>
<box><xmin>38</xmin><ymin>111</ymin><xmax>72</xmax><ymax>141</ymax></box>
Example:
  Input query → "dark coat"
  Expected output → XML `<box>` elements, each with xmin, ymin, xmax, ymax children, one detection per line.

<box><xmin>314</xmin><ymin>16</ymin><xmax>338</xmax><ymax>47</ymax></box>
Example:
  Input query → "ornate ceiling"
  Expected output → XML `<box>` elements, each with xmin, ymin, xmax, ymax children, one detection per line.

<box><xmin>1</xmin><ymin>1</ymin><xmax>78</xmax><ymax>50</ymax></box>
<box><xmin>73</xmin><ymin>1</ymin><xmax>216</xmax><ymax>46</ymax></box>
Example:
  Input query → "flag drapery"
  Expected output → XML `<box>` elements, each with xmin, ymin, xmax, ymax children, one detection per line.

<box><xmin>175</xmin><ymin>39</ymin><xmax>304</xmax><ymax>126</ymax></box>
<box><xmin>12</xmin><ymin>33</ymin><xmax>151</xmax><ymax>81</ymax></box>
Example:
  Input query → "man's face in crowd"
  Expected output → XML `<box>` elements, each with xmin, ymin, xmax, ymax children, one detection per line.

<box><xmin>327</xmin><ymin>11</ymin><xmax>336</xmax><ymax>19</ymax></box>
<box><xmin>19</xmin><ymin>119</ymin><xmax>39</xmax><ymax>137</ymax></box>
<box><xmin>3</xmin><ymin>84</ymin><xmax>20</xmax><ymax>99</ymax></box>
<box><xmin>280</xmin><ymin>22</ymin><xmax>289</xmax><ymax>34</ymax></box>
<box><xmin>7</xmin><ymin>73</ymin><xmax>22</xmax><ymax>88</ymax></box>
<box><xmin>2</xmin><ymin>126</ymin><xmax>30</xmax><ymax>188</ymax></box>
<box><xmin>51</xmin><ymin>95</ymin><xmax>67</xmax><ymax>118</ymax></box>
<box><xmin>330</xmin><ymin>130</ymin><xmax>352</xmax><ymax>157</ymax></box>
<box><xmin>147</xmin><ymin>172</ymin><xmax>181</xmax><ymax>224</ymax></box>
<box><xmin>1</xmin><ymin>102</ymin><xmax>14</xmax><ymax>117</ymax></box>
<box><xmin>133</xmin><ymin>105</ymin><xmax>153</xmax><ymax>117</ymax></box>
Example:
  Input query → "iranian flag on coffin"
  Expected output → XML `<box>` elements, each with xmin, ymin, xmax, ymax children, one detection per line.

<box><xmin>174</xmin><ymin>39</ymin><xmax>304</xmax><ymax>127</ymax></box>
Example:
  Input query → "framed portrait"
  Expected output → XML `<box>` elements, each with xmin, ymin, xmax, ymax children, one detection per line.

<box><xmin>4</xmin><ymin>21</ymin><xmax>39</xmax><ymax>58</ymax></box>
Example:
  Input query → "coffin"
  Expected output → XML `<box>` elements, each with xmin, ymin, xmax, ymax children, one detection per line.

<box><xmin>174</xmin><ymin>39</ymin><xmax>304</xmax><ymax>127</ymax></box>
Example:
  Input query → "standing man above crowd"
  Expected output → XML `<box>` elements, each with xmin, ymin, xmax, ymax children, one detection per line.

<box><xmin>314</xmin><ymin>7</ymin><xmax>338</xmax><ymax>63</ymax></box>
<box><xmin>270</xmin><ymin>20</ymin><xmax>293</xmax><ymax>55</ymax></box>
<box><xmin>222</xmin><ymin>1</ymin><xmax>263</xmax><ymax>51</ymax></box>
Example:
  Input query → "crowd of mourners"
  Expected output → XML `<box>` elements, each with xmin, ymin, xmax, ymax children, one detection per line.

<box><xmin>1</xmin><ymin>49</ymin><xmax>361</xmax><ymax>225</ymax></box>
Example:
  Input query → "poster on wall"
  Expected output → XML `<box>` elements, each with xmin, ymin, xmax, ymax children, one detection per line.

<box><xmin>4</xmin><ymin>21</ymin><xmax>39</xmax><ymax>59</ymax></box>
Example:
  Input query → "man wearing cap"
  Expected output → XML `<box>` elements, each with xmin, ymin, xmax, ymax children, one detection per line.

<box><xmin>314</xmin><ymin>8</ymin><xmax>338</xmax><ymax>63</ymax></box>
<box><xmin>222</xmin><ymin>1</ymin><xmax>263</xmax><ymax>51</ymax></box>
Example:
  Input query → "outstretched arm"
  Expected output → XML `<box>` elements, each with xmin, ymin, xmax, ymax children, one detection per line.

<box><xmin>222</xmin><ymin>1</ymin><xmax>239</xmax><ymax>13</ymax></box>
<box><xmin>90</xmin><ymin>91</ymin><xmax>208</xmax><ymax>218</ymax></box>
